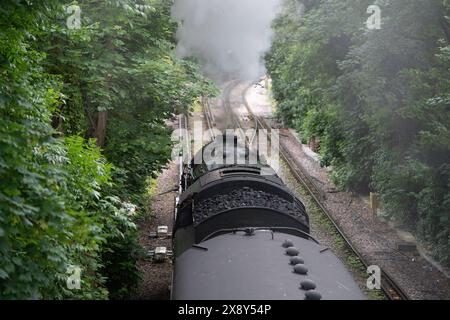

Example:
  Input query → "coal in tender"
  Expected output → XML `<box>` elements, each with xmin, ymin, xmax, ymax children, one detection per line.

<box><xmin>193</xmin><ymin>186</ymin><xmax>308</xmax><ymax>226</ymax></box>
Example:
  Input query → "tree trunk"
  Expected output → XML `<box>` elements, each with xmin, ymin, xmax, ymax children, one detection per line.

<box><xmin>94</xmin><ymin>110</ymin><xmax>108</xmax><ymax>147</ymax></box>
<box><xmin>309</xmin><ymin>136</ymin><xmax>320</xmax><ymax>153</ymax></box>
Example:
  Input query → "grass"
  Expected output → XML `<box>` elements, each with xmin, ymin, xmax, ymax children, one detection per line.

<box><xmin>142</xmin><ymin>176</ymin><xmax>159</xmax><ymax>219</ymax></box>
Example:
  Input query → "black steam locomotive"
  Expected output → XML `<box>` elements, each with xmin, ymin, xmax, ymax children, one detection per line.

<box><xmin>171</xmin><ymin>135</ymin><xmax>365</xmax><ymax>300</ymax></box>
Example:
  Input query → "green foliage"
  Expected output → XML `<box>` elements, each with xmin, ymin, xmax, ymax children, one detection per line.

<box><xmin>1</xmin><ymin>0</ymin><xmax>214</xmax><ymax>299</ymax></box>
<box><xmin>0</xmin><ymin>0</ymin><xmax>68</xmax><ymax>299</ymax></box>
<box><xmin>103</xmin><ymin>57</ymin><xmax>215</xmax><ymax>201</ymax></box>
<box><xmin>40</xmin><ymin>0</ymin><xmax>215</xmax><ymax>201</ymax></box>
<box><xmin>62</xmin><ymin>136</ymin><xmax>141</xmax><ymax>299</ymax></box>
<box><xmin>268</xmin><ymin>0</ymin><xmax>450</xmax><ymax>265</ymax></box>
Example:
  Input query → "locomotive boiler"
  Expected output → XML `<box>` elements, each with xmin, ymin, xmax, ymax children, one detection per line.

<box><xmin>171</xmin><ymin>135</ymin><xmax>365</xmax><ymax>300</ymax></box>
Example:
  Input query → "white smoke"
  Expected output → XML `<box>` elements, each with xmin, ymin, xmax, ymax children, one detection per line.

<box><xmin>171</xmin><ymin>0</ymin><xmax>281</xmax><ymax>82</ymax></box>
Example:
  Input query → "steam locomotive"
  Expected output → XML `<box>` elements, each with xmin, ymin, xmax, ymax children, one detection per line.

<box><xmin>171</xmin><ymin>135</ymin><xmax>365</xmax><ymax>300</ymax></box>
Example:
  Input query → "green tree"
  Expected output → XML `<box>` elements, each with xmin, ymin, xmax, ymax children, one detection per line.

<box><xmin>1</xmin><ymin>0</ymin><xmax>215</xmax><ymax>298</ymax></box>
<box><xmin>268</xmin><ymin>0</ymin><xmax>450</xmax><ymax>265</ymax></box>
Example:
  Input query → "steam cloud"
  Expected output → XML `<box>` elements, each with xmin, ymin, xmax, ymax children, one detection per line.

<box><xmin>171</xmin><ymin>0</ymin><xmax>281</xmax><ymax>82</ymax></box>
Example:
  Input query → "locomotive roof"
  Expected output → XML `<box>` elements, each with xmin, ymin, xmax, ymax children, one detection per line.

<box><xmin>172</xmin><ymin>230</ymin><xmax>366</xmax><ymax>300</ymax></box>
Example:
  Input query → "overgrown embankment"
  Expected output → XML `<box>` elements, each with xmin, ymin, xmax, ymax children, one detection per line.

<box><xmin>0</xmin><ymin>0</ymin><xmax>214</xmax><ymax>299</ymax></box>
<box><xmin>267</xmin><ymin>0</ymin><xmax>450</xmax><ymax>266</ymax></box>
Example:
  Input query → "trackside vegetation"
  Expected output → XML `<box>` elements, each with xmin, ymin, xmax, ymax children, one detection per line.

<box><xmin>0</xmin><ymin>0</ymin><xmax>214</xmax><ymax>299</ymax></box>
<box><xmin>267</xmin><ymin>0</ymin><xmax>450</xmax><ymax>266</ymax></box>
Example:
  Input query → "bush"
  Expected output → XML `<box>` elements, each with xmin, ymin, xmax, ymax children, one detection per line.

<box><xmin>268</xmin><ymin>0</ymin><xmax>450</xmax><ymax>265</ymax></box>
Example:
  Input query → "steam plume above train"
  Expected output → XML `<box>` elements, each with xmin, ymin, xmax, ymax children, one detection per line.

<box><xmin>171</xmin><ymin>0</ymin><xmax>281</xmax><ymax>82</ymax></box>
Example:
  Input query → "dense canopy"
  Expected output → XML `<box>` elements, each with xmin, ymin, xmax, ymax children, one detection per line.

<box><xmin>267</xmin><ymin>0</ymin><xmax>450</xmax><ymax>266</ymax></box>
<box><xmin>0</xmin><ymin>0</ymin><xmax>214</xmax><ymax>299</ymax></box>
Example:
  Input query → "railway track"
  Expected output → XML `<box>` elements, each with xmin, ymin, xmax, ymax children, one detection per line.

<box><xmin>202</xmin><ymin>97</ymin><xmax>216</xmax><ymax>140</ymax></box>
<box><xmin>201</xmin><ymin>80</ymin><xmax>409</xmax><ymax>300</ymax></box>
<box><xmin>223</xmin><ymin>80</ymin><xmax>249</xmax><ymax>141</ymax></box>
